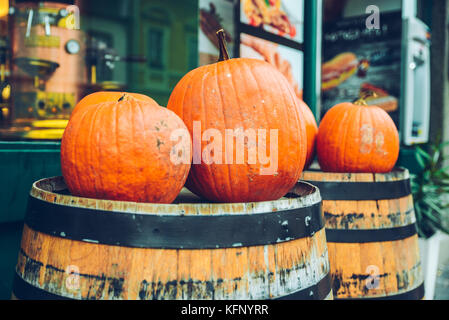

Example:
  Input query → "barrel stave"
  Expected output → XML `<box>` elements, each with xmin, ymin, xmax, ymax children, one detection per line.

<box><xmin>329</xmin><ymin>236</ymin><xmax>422</xmax><ymax>299</ymax></box>
<box><xmin>14</xmin><ymin>177</ymin><xmax>332</xmax><ymax>300</ymax></box>
<box><xmin>302</xmin><ymin>167</ymin><xmax>424</xmax><ymax>300</ymax></box>
<box><xmin>323</xmin><ymin>196</ymin><xmax>415</xmax><ymax>230</ymax></box>
<box><xmin>16</xmin><ymin>226</ymin><xmax>330</xmax><ymax>300</ymax></box>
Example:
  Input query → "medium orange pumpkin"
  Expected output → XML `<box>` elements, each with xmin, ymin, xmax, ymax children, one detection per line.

<box><xmin>61</xmin><ymin>94</ymin><xmax>192</xmax><ymax>203</ymax></box>
<box><xmin>167</xmin><ymin>30</ymin><xmax>307</xmax><ymax>203</ymax></box>
<box><xmin>297</xmin><ymin>99</ymin><xmax>318</xmax><ymax>168</ymax></box>
<box><xmin>316</xmin><ymin>98</ymin><xmax>399</xmax><ymax>173</ymax></box>
<box><xmin>71</xmin><ymin>91</ymin><xmax>158</xmax><ymax>119</ymax></box>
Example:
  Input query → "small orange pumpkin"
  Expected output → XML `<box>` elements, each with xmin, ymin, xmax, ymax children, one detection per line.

<box><xmin>167</xmin><ymin>30</ymin><xmax>307</xmax><ymax>203</ymax></box>
<box><xmin>71</xmin><ymin>91</ymin><xmax>158</xmax><ymax>119</ymax></box>
<box><xmin>297</xmin><ymin>99</ymin><xmax>318</xmax><ymax>168</ymax></box>
<box><xmin>61</xmin><ymin>94</ymin><xmax>192</xmax><ymax>203</ymax></box>
<box><xmin>316</xmin><ymin>98</ymin><xmax>399</xmax><ymax>173</ymax></box>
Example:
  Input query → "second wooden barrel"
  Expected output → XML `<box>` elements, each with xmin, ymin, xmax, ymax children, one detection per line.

<box><xmin>13</xmin><ymin>176</ymin><xmax>332</xmax><ymax>300</ymax></box>
<box><xmin>302</xmin><ymin>167</ymin><xmax>424</xmax><ymax>300</ymax></box>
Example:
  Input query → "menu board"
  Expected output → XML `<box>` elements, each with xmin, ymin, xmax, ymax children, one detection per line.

<box><xmin>321</xmin><ymin>11</ymin><xmax>403</xmax><ymax>127</ymax></box>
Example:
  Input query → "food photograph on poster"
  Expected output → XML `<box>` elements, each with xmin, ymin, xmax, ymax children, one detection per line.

<box><xmin>241</xmin><ymin>0</ymin><xmax>303</xmax><ymax>43</ymax></box>
<box><xmin>240</xmin><ymin>33</ymin><xmax>303</xmax><ymax>99</ymax></box>
<box><xmin>1</xmin><ymin>0</ymin><xmax>449</xmax><ymax>305</ymax></box>
<box><xmin>199</xmin><ymin>0</ymin><xmax>235</xmax><ymax>65</ymax></box>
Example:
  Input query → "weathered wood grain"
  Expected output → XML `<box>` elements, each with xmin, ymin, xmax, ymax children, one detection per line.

<box><xmin>301</xmin><ymin>168</ymin><xmax>424</xmax><ymax>300</ymax></box>
<box><xmin>14</xmin><ymin>177</ymin><xmax>332</xmax><ymax>300</ymax></box>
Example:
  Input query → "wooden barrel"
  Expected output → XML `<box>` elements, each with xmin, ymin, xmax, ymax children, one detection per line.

<box><xmin>13</xmin><ymin>176</ymin><xmax>333</xmax><ymax>300</ymax></box>
<box><xmin>301</xmin><ymin>167</ymin><xmax>424</xmax><ymax>300</ymax></box>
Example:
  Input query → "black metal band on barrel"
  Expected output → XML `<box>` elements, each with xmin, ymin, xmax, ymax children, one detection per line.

<box><xmin>276</xmin><ymin>273</ymin><xmax>332</xmax><ymax>300</ymax></box>
<box><xmin>13</xmin><ymin>272</ymin><xmax>72</xmax><ymax>300</ymax></box>
<box><xmin>302</xmin><ymin>179</ymin><xmax>411</xmax><ymax>201</ymax></box>
<box><xmin>25</xmin><ymin>195</ymin><xmax>324</xmax><ymax>249</ymax></box>
<box><xmin>13</xmin><ymin>272</ymin><xmax>332</xmax><ymax>301</ymax></box>
<box><xmin>335</xmin><ymin>282</ymin><xmax>425</xmax><ymax>300</ymax></box>
<box><xmin>325</xmin><ymin>223</ymin><xmax>418</xmax><ymax>243</ymax></box>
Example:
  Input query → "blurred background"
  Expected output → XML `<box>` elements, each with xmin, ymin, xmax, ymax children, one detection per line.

<box><xmin>0</xmin><ymin>0</ymin><xmax>448</xmax><ymax>300</ymax></box>
<box><xmin>0</xmin><ymin>0</ymin><xmax>200</xmax><ymax>299</ymax></box>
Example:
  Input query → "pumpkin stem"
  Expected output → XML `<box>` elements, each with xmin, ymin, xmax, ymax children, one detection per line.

<box><xmin>118</xmin><ymin>93</ymin><xmax>136</xmax><ymax>102</ymax></box>
<box><xmin>118</xmin><ymin>94</ymin><xmax>127</xmax><ymax>102</ymax></box>
<box><xmin>217</xmin><ymin>29</ymin><xmax>230</xmax><ymax>62</ymax></box>
<box><xmin>354</xmin><ymin>98</ymin><xmax>368</xmax><ymax>106</ymax></box>
<box><xmin>354</xmin><ymin>91</ymin><xmax>378</xmax><ymax>106</ymax></box>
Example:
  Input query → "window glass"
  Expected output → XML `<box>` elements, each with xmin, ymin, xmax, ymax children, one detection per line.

<box><xmin>0</xmin><ymin>0</ymin><xmax>199</xmax><ymax>140</ymax></box>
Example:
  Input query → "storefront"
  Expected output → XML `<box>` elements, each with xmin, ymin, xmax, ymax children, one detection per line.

<box><xmin>0</xmin><ymin>0</ymin><xmax>448</xmax><ymax>302</ymax></box>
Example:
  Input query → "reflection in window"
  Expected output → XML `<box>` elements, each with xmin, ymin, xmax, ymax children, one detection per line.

<box><xmin>87</xmin><ymin>31</ymin><xmax>114</xmax><ymax>82</ymax></box>
<box><xmin>148</xmin><ymin>28</ymin><xmax>165</xmax><ymax>69</ymax></box>
<box><xmin>187</xmin><ymin>35</ymin><xmax>199</xmax><ymax>71</ymax></box>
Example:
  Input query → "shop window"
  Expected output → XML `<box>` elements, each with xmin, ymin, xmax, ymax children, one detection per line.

<box><xmin>187</xmin><ymin>34</ymin><xmax>198</xmax><ymax>71</ymax></box>
<box><xmin>148</xmin><ymin>28</ymin><xmax>166</xmax><ymax>70</ymax></box>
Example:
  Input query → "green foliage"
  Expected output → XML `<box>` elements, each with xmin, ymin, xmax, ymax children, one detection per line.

<box><xmin>411</xmin><ymin>138</ymin><xmax>449</xmax><ymax>239</ymax></box>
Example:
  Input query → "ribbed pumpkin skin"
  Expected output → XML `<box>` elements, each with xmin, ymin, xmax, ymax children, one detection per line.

<box><xmin>61</xmin><ymin>97</ymin><xmax>192</xmax><ymax>203</ymax></box>
<box><xmin>317</xmin><ymin>102</ymin><xmax>399</xmax><ymax>173</ymax></box>
<box><xmin>298</xmin><ymin>99</ymin><xmax>318</xmax><ymax>168</ymax></box>
<box><xmin>71</xmin><ymin>91</ymin><xmax>158</xmax><ymax>119</ymax></box>
<box><xmin>167</xmin><ymin>58</ymin><xmax>307</xmax><ymax>203</ymax></box>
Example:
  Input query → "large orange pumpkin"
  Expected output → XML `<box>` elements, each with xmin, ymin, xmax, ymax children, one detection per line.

<box><xmin>167</xmin><ymin>30</ymin><xmax>307</xmax><ymax>203</ymax></box>
<box><xmin>61</xmin><ymin>94</ymin><xmax>192</xmax><ymax>203</ymax></box>
<box><xmin>316</xmin><ymin>98</ymin><xmax>399</xmax><ymax>173</ymax></box>
<box><xmin>71</xmin><ymin>91</ymin><xmax>158</xmax><ymax>119</ymax></box>
<box><xmin>297</xmin><ymin>99</ymin><xmax>318</xmax><ymax>168</ymax></box>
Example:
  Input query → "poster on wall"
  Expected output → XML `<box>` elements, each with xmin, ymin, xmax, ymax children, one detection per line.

<box><xmin>321</xmin><ymin>11</ymin><xmax>403</xmax><ymax>127</ymax></box>
<box><xmin>240</xmin><ymin>0</ymin><xmax>303</xmax><ymax>44</ymax></box>
<box><xmin>199</xmin><ymin>0</ymin><xmax>236</xmax><ymax>66</ymax></box>
<box><xmin>240</xmin><ymin>33</ymin><xmax>303</xmax><ymax>98</ymax></box>
<box><xmin>198</xmin><ymin>0</ymin><xmax>304</xmax><ymax>98</ymax></box>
